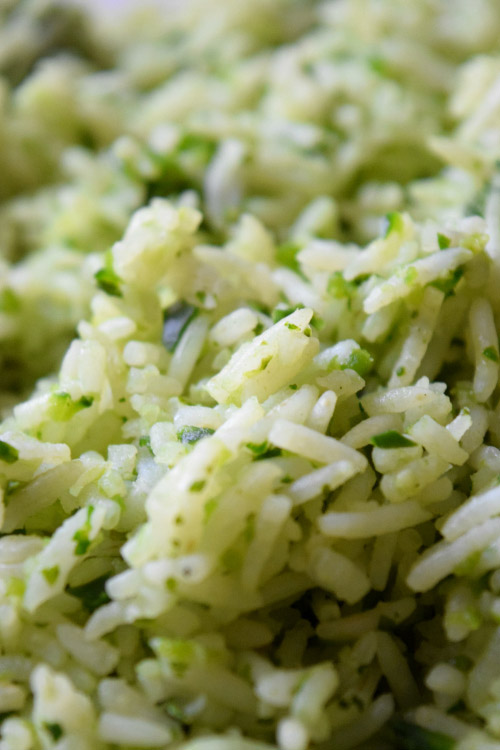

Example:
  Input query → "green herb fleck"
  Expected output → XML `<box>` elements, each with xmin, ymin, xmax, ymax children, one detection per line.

<box><xmin>246</xmin><ymin>442</ymin><xmax>282</xmax><ymax>461</ymax></box>
<box><xmin>396</xmin><ymin>366</ymin><xmax>406</xmax><ymax>377</ymax></box>
<box><xmin>44</xmin><ymin>723</ymin><xmax>63</xmax><ymax>741</ymax></box>
<box><xmin>203</xmin><ymin>498</ymin><xmax>218</xmax><ymax>523</ymax></box>
<box><xmin>166</xmin><ymin>577</ymin><xmax>178</xmax><ymax>592</ymax></box>
<box><xmin>155</xmin><ymin>639</ymin><xmax>196</xmax><ymax>677</ymax></box>
<box><xmin>177</xmin><ymin>426</ymin><xmax>215</xmax><ymax>445</ymax></box>
<box><xmin>404</xmin><ymin>265</ymin><xmax>418</xmax><ymax>284</ymax></box>
<box><xmin>72</xmin><ymin>506</ymin><xmax>94</xmax><ymax>556</ymax></box>
<box><xmin>391</xmin><ymin>718</ymin><xmax>454</xmax><ymax>750</ymax></box>
<box><xmin>276</xmin><ymin>242</ymin><xmax>302</xmax><ymax>274</ymax></box>
<box><xmin>384</xmin><ymin>212</ymin><xmax>404</xmax><ymax>237</ymax></box>
<box><xmin>430</xmin><ymin>267</ymin><xmax>464</xmax><ymax>297</ymax></box>
<box><xmin>94</xmin><ymin>267</ymin><xmax>123</xmax><ymax>297</ymax></box>
<box><xmin>285</xmin><ymin>322</ymin><xmax>299</xmax><ymax>330</ymax></box>
<box><xmin>327</xmin><ymin>272</ymin><xmax>357</xmax><ymax>301</ymax></box>
<box><xmin>289</xmin><ymin>384</ymin><xmax>298</xmax><ymax>390</ymax></box>
<box><xmin>190</xmin><ymin>480</ymin><xmax>206</xmax><ymax>492</ymax></box>
<box><xmin>0</xmin><ymin>440</ymin><xmax>19</xmax><ymax>464</ymax></box>
<box><xmin>329</xmin><ymin>348</ymin><xmax>373</xmax><ymax>377</ymax></box>
<box><xmin>67</xmin><ymin>575</ymin><xmax>110</xmax><ymax>612</ymax></box>
<box><xmin>42</xmin><ymin>566</ymin><xmax>59</xmax><ymax>585</ymax></box>
<box><xmin>48</xmin><ymin>392</ymin><xmax>94</xmax><ymax>421</ymax></box>
<box><xmin>162</xmin><ymin>301</ymin><xmax>198</xmax><ymax>352</ymax></box>
<box><xmin>483</xmin><ymin>346</ymin><xmax>499</xmax><ymax>363</ymax></box>
<box><xmin>370</xmin><ymin>430</ymin><xmax>417</xmax><ymax>449</ymax></box>
<box><xmin>437</xmin><ymin>233</ymin><xmax>451</xmax><ymax>249</ymax></box>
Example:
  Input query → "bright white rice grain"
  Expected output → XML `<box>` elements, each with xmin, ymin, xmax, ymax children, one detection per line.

<box><xmin>319</xmin><ymin>501</ymin><xmax>431</xmax><ymax>538</ymax></box>
<box><xmin>210</xmin><ymin>308</ymin><xmax>259</xmax><ymax>348</ymax></box>
<box><xmin>308</xmin><ymin>547</ymin><xmax>370</xmax><ymax>604</ymax></box>
<box><xmin>268</xmin><ymin>419</ymin><xmax>366</xmax><ymax>471</ymax></box>
<box><xmin>380</xmin><ymin>454</ymin><xmax>451</xmax><ymax>503</ymax></box>
<box><xmin>469</xmin><ymin>297</ymin><xmax>499</xmax><ymax>402</ymax></box>
<box><xmin>305</xmin><ymin>390</ymin><xmax>337</xmax><ymax>433</ymax></box>
<box><xmin>287</xmin><ymin>461</ymin><xmax>359</xmax><ymax>505</ymax></box>
<box><xmin>326</xmin><ymin>694</ymin><xmax>395</xmax><ymax>750</ymax></box>
<box><xmin>407</xmin><ymin>517</ymin><xmax>500</xmax><ymax>592</ymax></box>
<box><xmin>277</xmin><ymin>717</ymin><xmax>309</xmax><ymax>750</ymax></box>
<box><xmin>168</xmin><ymin>314</ymin><xmax>210</xmax><ymax>389</ymax></box>
<box><xmin>98</xmin><ymin>713</ymin><xmax>172</xmax><ymax>747</ymax></box>
<box><xmin>441</xmin><ymin>484</ymin><xmax>500</xmax><ymax>541</ymax></box>
<box><xmin>388</xmin><ymin>286</ymin><xmax>444</xmax><ymax>387</ymax></box>
<box><xmin>363</xmin><ymin>247</ymin><xmax>472</xmax><ymax>314</ymax></box>
<box><xmin>56</xmin><ymin>624</ymin><xmax>119</xmax><ymax>677</ymax></box>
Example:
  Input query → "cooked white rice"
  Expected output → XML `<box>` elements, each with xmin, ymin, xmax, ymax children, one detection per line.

<box><xmin>4</xmin><ymin>1</ymin><xmax>500</xmax><ymax>749</ymax></box>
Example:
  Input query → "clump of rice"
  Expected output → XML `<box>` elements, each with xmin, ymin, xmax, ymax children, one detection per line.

<box><xmin>4</xmin><ymin>1</ymin><xmax>500</xmax><ymax>750</ymax></box>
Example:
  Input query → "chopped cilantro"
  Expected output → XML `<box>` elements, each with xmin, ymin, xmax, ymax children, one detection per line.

<box><xmin>289</xmin><ymin>383</ymin><xmax>298</xmax><ymax>390</ymax></box>
<box><xmin>285</xmin><ymin>322</ymin><xmax>299</xmax><ymax>330</ymax></box>
<box><xmin>276</xmin><ymin>241</ymin><xmax>302</xmax><ymax>274</ymax></box>
<box><xmin>391</xmin><ymin>718</ymin><xmax>455</xmax><ymax>750</ymax></box>
<box><xmin>68</xmin><ymin>575</ymin><xmax>111</xmax><ymax>612</ymax></box>
<box><xmin>162</xmin><ymin>300</ymin><xmax>198</xmax><ymax>352</ymax></box>
<box><xmin>430</xmin><ymin>267</ymin><xmax>464</xmax><ymax>297</ymax></box>
<box><xmin>396</xmin><ymin>366</ymin><xmax>406</xmax><ymax>377</ymax></box>
<box><xmin>48</xmin><ymin>392</ymin><xmax>94</xmax><ymax>421</ymax></box>
<box><xmin>0</xmin><ymin>288</ymin><xmax>20</xmax><ymax>313</ymax></box>
<box><xmin>155</xmin><ymin>639</ymin><xmax>195</xmax><ymax>677</ymax></box>
<box><xmin>73</xmin><ymin>506</ymin><xmax>94</xmax><ymax>556</ymax></box>
<box><xmin>203</xmin><ymin>498</ymin><xmax>218</xmax><ymax>523</ymax></box>
<box><xmin>177</xmin><ymin>426</ymin><xmax>215</xmax><ymax>445</ymax></box>
<box><xmin>370</xmin><ymin>430</ymin><xmax>417</xmax><ymax>449</ymax></box>
<box><xmin>246</xmin><ymin>441</ymin><xmax>282</xmax><ymax>460</ymax></box>
<box><xmin>190</xmin><ymin>480</ymin><xmax>206</xmax><ymax>492</ymax></box>
<box><xmin>166</xmin><ymin>577</ymin><xmax>178</xmax><ymax>592</ymax></box>
<box><xmin>327</xmin><ymin>272</ymin><xmax>357</xmax><ymax>301</ymax></box>
<box><xmin>44</xmin><ymin>723</ymin><xmax>63</xmax><ymax>741</ymax></box>
<box><xmin>42</xmin><ymin>566</ymin><xmax>59</xmax><ymax>585</ymax></box>
<box><xmin>329</xmin><ymin>347</ymin><xmax>373</xmax><ymax>377</ymax></box>
<box><xmin>384</xmin><ymin>212</ymin><xmax>404</xmax><ymax>237</ymax></box>
<box><xmin>483</xmin><ymin>346</ymin><xmax>499</xmax><ymax>362</ymax></box>
<box><xmin>94</xmin><ymin>267</ymin><xmax>123</xmax><ymax>297</ymax></box>
<box><xmin>0</xmin><ymin>440</ymin><xmax>19</xmax><ymax>464</ymax></box>
<box><xmin>437</xmin><ymin>233</ymin><xmax>451</xmax><ymax>249</ymax></box>
<box><xmin>404</xmin><ymin>266</ymin><xmax>418</xmax><ymax>284</ymax></box>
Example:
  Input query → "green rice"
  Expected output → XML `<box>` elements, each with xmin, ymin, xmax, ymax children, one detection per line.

<box><xmin>4</xmin><ymin>0</ymin><xmax>500</xmax><ymax>748</ymax></box>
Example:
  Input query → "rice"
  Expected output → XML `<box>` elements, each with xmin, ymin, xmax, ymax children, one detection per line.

<box><xmin>4</xmin><ymin>0</ymin><xmax>500</xmax><ymax>749</ymax></box>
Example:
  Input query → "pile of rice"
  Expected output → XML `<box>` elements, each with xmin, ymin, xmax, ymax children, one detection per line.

<box><xmin>4</xmin><ymin>0</ymin><xmax>500</xmax><ymax>748</ymax></box>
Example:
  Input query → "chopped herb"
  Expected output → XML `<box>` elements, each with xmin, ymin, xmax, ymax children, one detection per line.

<box><xmin>42</xmin><ymin>566</ymin><xmax>59</xmax><ymax>585</ymax></box>
<box><xmin>44</xmin><ymin>723</ymin><xmax>63</xmax><ymax>741</ymax></box>
<box><xmin>177</xmin><ymin>426</ymin><xmax>215</xmax><ymax>445</ymax></box>
<box><xmin>391</xmin><ymin>718</ymin><xmax>455</xmax><ymax>750</ymax></box>
<box><xmin>289</xmin><ymin>384</ymin><xmax>298</xmax><ymax>390</ymax></box>
<box><xmin>0</xmin><ymin>440</ymin><xmax>19</xmax><ymax>464</ymax></box>
<box><xmin>73</xmin><ymin>506</ymin><xmax>94</xmax><ymax>556</ymax></box>
<box><xmin>449</xmin><ymin>655</ymin><xmax>473</xmax><ymax>673</ymax></box>
<box><xmin>162</xmin><ymin>300</ymin><xmax>197</xmax><ymax>352</ymax></box>
<box><xmin>483</xmin><ymin>346</ymin><xmax>499</xmax><ymax>362</ymax></box>
<box><xmin>48</xmin><ymin>392</ymin><xmax>94</xmax><ymax>421</ymax></box>
<box><xmin>329</xmin><ymin>348</ymin><xmax>373</xmax><ymax>377</ymax></box>
<box><xmin>139</xmin><ymin>435</ymin><xmax>152</xmax><ymax>453</ymax></box>
<box><xmin>285</xmin><ymin>322</ymin><xmax>299</xmax><ymax>330</ymax></box>
<box><xmin>430</xmin><ymin>267</ymin><xmax>464</xmax><ymax>297</ymax></box>
<box><xmin>156</xmin><ymin>639</ymin><xmax>195</xmax><ymax>677</ymax></box>
<box><xmin>203</xmin><ymin>498</ymin><xmax>218</xmax><ymax>523</ymax></box>
<box><xmin>370</xmin><ymin>430</ymin><xmax>417</xmax><ymax>449</ymax></box>
<box><xmin>404</xmin><ymin>265</ymin><xmax>418</xmax><ymax>284</ymax></box>
<box><xmin>190</xmin><ymin>480</ymin><xmax>206</xmax><ymax>492</ymax></box>
<box><xmin>437</xmin><ymin>233</ymin><xmax>451</xmax><ymax>249</ymax></box>
<box><xmin>384</xmin><ymin>211</ymin><xmax>404</xmax><ymax>237</ymax></box>
<box><xmin>396</xmin><ymin>366</ymin><xmax>406</xmax><ymax>377</ymax></box>
<box><xmin>166</xmin><ymin>577</ymin><xmax>178</xmax><ymax>592</ymax></box>
<box><xmin>281</xmin><ymin>475</ymin><xmax>293</xmax><ymax>484</ymax></box>
<box><xmin>272</xmin><ymin>304</ymin><xmax>304</xmax><ymax>323</ymax></box>
<box><xmin>94</xmin><ymin>267</ymin><xmax>123</xmax><ymax>297</ymax></box>
<box><xmin>246</xmin><ymin>441</ymin><xmax>282</xmax><ymax>460</ymax></box>
<box><xmin>327</xmin><ymin>272</ymin><xmax>357</xmax><ymax>301</ymax></box>
<box><xmin>67</xmin><ymin>575</ymin><xmax>110</xmax><ymax>612</ymax></box>
<box><xmin>276</xmin><ymin>241</ymin><xmax>302</xmax><ymax>274</ymax></box>
<box><xmin>195</xmin><ymin>290</ymin><xmax>207</xmax><ymax>304</ymax></box>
